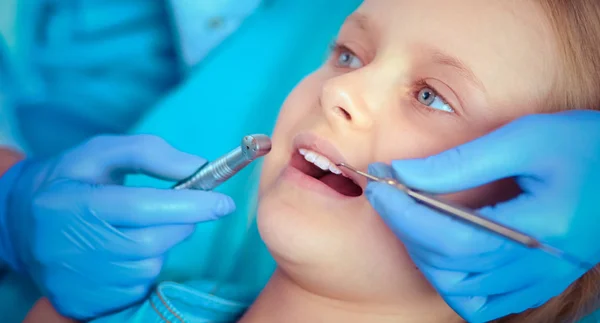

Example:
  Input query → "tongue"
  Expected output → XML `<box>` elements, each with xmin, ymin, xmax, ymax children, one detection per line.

<box><xmin>320</xmin><ymin>173</ymin><xmax>363</xmax><ymax>197</ymax></box>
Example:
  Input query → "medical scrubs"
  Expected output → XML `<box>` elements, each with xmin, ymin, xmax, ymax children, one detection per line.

<box><xmin>6</xmin><ymin>0</ymin><xmax>171</xmax><ymax>155</ymax></box>
<box><xmin>0</xmin><ymin>35</ymin><xmax>20</xmax><ymax>150</ymax></box>
<box><xmin>91</xmin><ymin>281</ymin><xmax>252</xmax><ymax>322</ymax></box>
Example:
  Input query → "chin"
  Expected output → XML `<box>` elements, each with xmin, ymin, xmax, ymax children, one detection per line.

<box><xmin>257</xmin><ymin>180</ymin><xmax>356</xmax><ymax>266</ymax></box>
<box><xmin>257</xmin><ymin>181</ymin><xmax>440</xmax><ymax>303</ymax></box>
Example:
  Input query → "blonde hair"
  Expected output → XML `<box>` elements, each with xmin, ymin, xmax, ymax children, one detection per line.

<box><xmin>539</xmin><ymin>0</ymin><xmax>600</xmax><ymax>111</ymax></box>
<box><xmin>495</xmin><ymin>0</ymin><xmax>600</xmax><ymax>322</ymax></box>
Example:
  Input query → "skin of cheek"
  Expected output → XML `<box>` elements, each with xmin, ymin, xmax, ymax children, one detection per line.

<box><xmin>371</xmin><ymin>110</ymin><xmax>522</xmax><ymax>208</ymax></box>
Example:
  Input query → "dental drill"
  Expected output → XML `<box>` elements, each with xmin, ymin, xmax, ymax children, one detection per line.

<box><xmin>172</xmin><ymin>134</ymin><xmax>272</xmax><ymax>190</ymax></box>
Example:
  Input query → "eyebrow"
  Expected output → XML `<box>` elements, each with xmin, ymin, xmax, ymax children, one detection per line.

<box><xmin>346</xmin><ymin>13</ymin><xmax>371</xmax><ymax>33</ymax></box>
<box><xmin>430</xmin><ymin>49</ymin><xmax>486</xmax><ymax>92</ymax></box>
<box><xmin>345</xmin><ymin>13</ymin><xmax>485</xmax><ymax>93</ymax></box>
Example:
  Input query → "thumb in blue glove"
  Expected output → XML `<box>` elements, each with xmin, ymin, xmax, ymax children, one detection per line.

<box><xmin>365</xmin><ymin>110</ymin><xmax>600</xmax><ymax>322</ymax></box>
<box><xmin>0</xmin><ymin>134</ymin><xmax>235</xmax><ymax>320</ymax></box>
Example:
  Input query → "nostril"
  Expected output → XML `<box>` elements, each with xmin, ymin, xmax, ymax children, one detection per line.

<box><xmin>335</xmin><ymin>106</ymin><xmax>352</xmax><ymax>121</ymax></box>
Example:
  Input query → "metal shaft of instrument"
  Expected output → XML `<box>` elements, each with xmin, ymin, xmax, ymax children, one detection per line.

<box><xmin>172</xmin><ymin>147</ymin><xmax>247</xmax><ymax>190</ymax></box>
<box><xmin>172</xmin><ymin>134</ymin><xmax>272</xmax><ymax>191</ymax></box>
<box><xmin>337</xmin><ymin>163</ymin><xmax>593</xmax><ymax>270</ymax></box>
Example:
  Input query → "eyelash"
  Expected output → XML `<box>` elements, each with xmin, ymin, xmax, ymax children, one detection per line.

<box><xmin>411</xmin><ymin>80</ymin><xmax>455</xmax><ymax>115</ymax></box>
<box><xmin>329</xmin><ymin>42</ymin><xmax>362</xmax><ymax>69</ymax></box>
<box><xmin>329</xmin><ymin>42</ymin><xmax>345</xmax><ymax>59</ymax></box>
<box><xmin>329</xmin><ymin>42</ymin><xmax>455</xmax><ymax>115</ymax></box>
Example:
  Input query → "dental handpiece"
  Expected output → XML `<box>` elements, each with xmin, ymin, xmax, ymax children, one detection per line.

<box><xmin>172</xmin><ymin>134</ymin><xmax>272</xmax><ymax>190</ymax></box>
<box><xmin>337</xmin><ymin>163</ymin><xmax>595</xmax><ymax>270</ymax></box>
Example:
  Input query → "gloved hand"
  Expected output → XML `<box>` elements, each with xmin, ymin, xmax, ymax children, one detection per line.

<box><xmin>0</xmin><ymin>134</ymin><xmax>235</xmax><ymax>320</ymax></box>
<box><xmin>365</xmin><ymin>110</ymin><xmax>600</xmax><ymax>322</ymax></box>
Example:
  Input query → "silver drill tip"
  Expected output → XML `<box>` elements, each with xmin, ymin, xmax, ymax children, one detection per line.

<box><xmin>242</xmin><ymin>134</ymin><xmax>272</xmax><ymax>159</ymax></box>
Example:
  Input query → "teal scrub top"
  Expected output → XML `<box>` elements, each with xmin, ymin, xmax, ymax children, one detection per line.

<box><xmin>8</xmin><ymin>0</ymin><xmax>262</xmax><ymax>156</ymax></box>
<box><xmin>90</xmin><ymin>280</ymin><xmax>253</xmax><ymax>322</ymax></box>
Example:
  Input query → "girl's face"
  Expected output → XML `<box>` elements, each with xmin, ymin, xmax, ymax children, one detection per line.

<box><xmin>257</xmin><ymin>0</ymin><xmax>558</xmax><ymax>312</ymax></box>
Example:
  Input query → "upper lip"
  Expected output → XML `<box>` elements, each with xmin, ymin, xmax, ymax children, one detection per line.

<box><xmin>291</xmin><ymin>132</ymin><xmax>365</xmax><ymax>187</ymax></box>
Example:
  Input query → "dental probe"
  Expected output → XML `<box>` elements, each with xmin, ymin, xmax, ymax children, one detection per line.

<box><xmin>172</xmin><ymin>134</ymin><xmax>272</xmax><ymax>190</ymax></box>
<box><xmin>337</xmin><ymin>163</ymin><xmax>594</xmax><ymax>270</ymax></box>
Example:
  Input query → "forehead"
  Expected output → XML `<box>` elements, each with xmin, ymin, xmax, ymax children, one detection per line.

<box><xmin>353</xmin><ymin>0</ymin><xmax>559</xmax><ymax>114</ymax></box>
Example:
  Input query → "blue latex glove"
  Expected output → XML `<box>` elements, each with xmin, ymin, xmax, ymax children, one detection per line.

<box><xmin>366</xmin><ymin>110</ymin><xmax>600</xmax><ymax>322</ymax></box>
<box><xmin>0</xmin><ymin>134</ymin><xmax>235</xmax><ymax>320</ymax></box>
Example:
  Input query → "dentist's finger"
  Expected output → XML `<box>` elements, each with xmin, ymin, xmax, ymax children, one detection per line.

<box><xmin>366</xmin><ymin>181</ymin><xmax>510</xmax><ymax>258</ymax></box>
<box><xmin>79</xmin><ymin>184</ymin><xmax>235</xmax><ymax>226</ymax></box>
<box><xmin>63</xmin><ymin>134</ymin><xmax>207</xmax><ymax>183</ymax></box>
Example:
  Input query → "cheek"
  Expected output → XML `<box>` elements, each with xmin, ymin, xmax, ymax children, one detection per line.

<box><xmin>370</xmin><ymin>115</ymin><xmax>521</xmax><ymax>208</ymax></box>
<box><xmin>259</xmin><ymin>71</ymin><xmax>327</xmax><ymax>191</ymax></box>
<box><xmin>371</xmin><ymin>121</ymin><xmax>475</xmax><ymax>163</ymax></box>
<box><xmin>370</xmin><ymin>105</ymin><xmax>501</xmax><ymax>165</ymax></box>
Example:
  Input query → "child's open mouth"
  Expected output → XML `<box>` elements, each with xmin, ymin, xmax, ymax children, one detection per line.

<box><xmin>289</xmin><ymin>148</ymin><xmax>363</xmax><ymax>197</ymax></box>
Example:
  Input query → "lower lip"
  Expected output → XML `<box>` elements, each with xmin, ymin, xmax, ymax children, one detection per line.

<box><xmin>280</xmin><ymin>165</ymin><xmax>353</xmax><ymax>200</ymax></box>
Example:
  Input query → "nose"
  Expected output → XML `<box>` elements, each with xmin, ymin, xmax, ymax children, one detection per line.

<box><xmin>320</xmin><ymin>73</ymin><xmax>373</xmax><ymax>131</ymax></box>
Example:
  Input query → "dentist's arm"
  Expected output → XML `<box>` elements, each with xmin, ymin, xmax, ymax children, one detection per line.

<box><xmin>23</xmin><ymin>298</ymin><xmax>73</xmax><ymax>323</ymax></box>
<box><xmin>365</xmin><ymin>110</ymin><xmax>600</xmax><ymax>322</ymax></box>
<box><xmin>0</xmin><ymin>147</ymin><xmax>23</xmax><ymax>269</ymax></box>
<box><xmin>0</xmin><ymin>134</ymin><xmax>235</xmax><ymax>320</ymax></box>
<box><xmin>0</xmin><ymin>148</ymin><xmax>23</xmax><ymax>175</ymax></box>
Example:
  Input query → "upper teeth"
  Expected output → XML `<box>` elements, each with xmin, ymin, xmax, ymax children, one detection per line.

<box><xmin>299</xmin><ymin>148</ymin><xmax>342</xmax><ymax>175</ymax></box>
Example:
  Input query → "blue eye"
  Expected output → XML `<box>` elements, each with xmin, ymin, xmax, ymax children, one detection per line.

<box><xmin>417</xmin><ymin>87</ymin><xmax>454</xmax><ymax>113</ymax></box>
<box><xmin>336</xmin><ymin>48</ymin><xmax>363</xmax><ymax>69</ymax></box>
